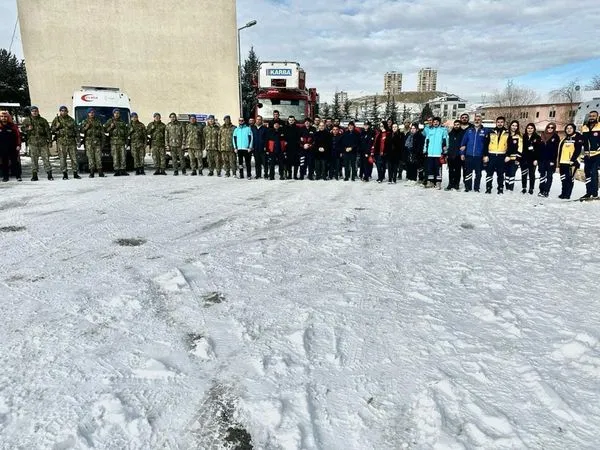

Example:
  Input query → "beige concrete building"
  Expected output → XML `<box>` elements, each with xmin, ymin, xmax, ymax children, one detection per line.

<box><xmin>479</xmin><ymin>102</ymin><xmax>579</xmax><ymax>134</ymax></box>
<box><xmin>417</xmin><ymin>68</ymin><xmax>437</xmax><ymax>92</ymax></box>
<box><xmin>17</xmin><ymin>0</ymin><xmax>239</xmax><ymax>123</ymax></box>
<box><xmin>383</xmin><ymin>71</ymin><xmax>402</xmax><ymax>95</ymax></box>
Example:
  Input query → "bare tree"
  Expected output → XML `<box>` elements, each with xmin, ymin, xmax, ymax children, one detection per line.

<box><xmin>586</xmin><ymin>75</ymin><xmax>600</xmax><ymax>90</ymax></box>
<box><xmin>492</xmin><ymin>79</ymin><xmax>538</xmax><ymax>121</ymax></box>
<box><xmin>550</xmin><ymin>79</ymin><xmax>581</xmax><ymax>122</ymax></box>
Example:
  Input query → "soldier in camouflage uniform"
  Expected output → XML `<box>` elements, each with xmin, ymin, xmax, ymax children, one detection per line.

<box><xmin>184</xmin><ymin>115</ymin><xmax>204</xmax><ymax>176</ymax></box>
<box><xmin>219</xmin><ymin>115</ymin><xmax>236</xmax><ymax>177</ymax></box>
<box><xmin>147</xmin><ymin>113</ymin><xmax>167</xmax><ymax>175</ymax></box>
<box><xmin>51</xmin><ymin>105</ymin><xmax>80</xmax><ymax>180</ymax></box>
<box><xmin>203</xmin><ymin>115</ymin><xmax>220</xmax><ymax>176</ymax></box>
<box><xmin>104</xmin><ymin>109</ymin><xmax>129</xmax><ymax>176</ymax></box>
<box><xmin>166</xmin><ymin>112</ymin><xmax>185</xmax><ymax>175</ymax></box>
<box><xmin>23</xmin><ymin>106</ymin><xmax>53</xmax><ymax>181</ymax></box>
<box><xmin>128</xmin><ymin>112</ymin><xmax>147</xmax><ymax>175</ymax></box>
<box><xmin>79</xmin><ymin>109</ymin><xmax>105</xmax><ymax>177</ymax></box>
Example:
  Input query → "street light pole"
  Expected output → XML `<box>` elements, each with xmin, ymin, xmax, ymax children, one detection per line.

<box><xmin>237</xmin><ymin>20</ymin><xmax>257</xmax><ymax>118</ymax></box>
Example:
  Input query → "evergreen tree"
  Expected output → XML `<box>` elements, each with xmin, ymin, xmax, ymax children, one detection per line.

<box><xmin>369</xmin><ymin>94</ymin><xmax>380</xmax><ymax>124</ymax></box>
<box><xmin>241</xmin><ymin>47</ymin><xmax>260</xmax><ymax>119</ymax></box>
<box><xmin>361</xmin><ymin>98</ymin><xmax>369</xmax><ymax>121</ymax></box>
<box><xmin>332</xmin><ymin>92</ymin><xmax>341</xmax><ymax>119</ymax></box>
<box><xmin>321</xmin><ymin>102</ymin><xmax>331</xmax><ymax>118</ymax></box>
<box><xmin>0</xmin><ymin>49</ymin><xmax>31</xmax><ymax>107</ymax></box>
<box><xmin>420</xmin><ymin>103</ymin><xmax>434</xmax><ymax>122</ymax></box>
<box><xmin>402</xmin><ymin>105</ymin><xmax>412</xmax><ymax>122</ymax></box>
<box><xmin>353</xmin><ymin>105</ymin><xmax>359</xmax><ymax>121</ymax></box>
<box><xmin>390</xmin><ymin>95</ymin><xmax>399</xmax><ymax>123</ymax></box>
<box><xmin>343</xmin><ymin>99</ymin><xmax>352</xmax><ymax>120</ymax></box>
<box><xmin>384</xmin><ymin>92</ymin><xmax>392</xmax><ymax>121</ymax></box>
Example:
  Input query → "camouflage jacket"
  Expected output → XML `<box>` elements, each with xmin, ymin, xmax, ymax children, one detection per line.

<box><xmin>129</xmin><ymin>120</ymin><xmax>147</xmax><ymax>146</ymax></box>
<box><xmin>218</xmin><ymin>124</ymin><xmax>236</xmax><ymax>152</ymax></box>
<box><xmin>203</xmin><ymin>124</ymin><xmax>220</xmax><ymax>151</ymax></box>
<box><xmin>184</xmin><ymin>122</ymin><xmax>203</xmax><ymax>149</ymax></box>
<box><xmin>147</xmin><ymin>121</ymin><xmax>166</xmax><ymax>148</ymax></box>
<box><xmin>23</xmin><ymin>116</ymin><xmax>51</xmax><ymax>146</ymax></box>
<box><xmin>104</xmin><ymin>118</ymin><xmax>129</xmax><ymax>145</ymax></box>
<box><xmin>79</xmin><ymin>118</ymin><xmax>104</xmax><ymax>146</ymax></box>
<box><xmin>166</xmin><ymin>121</ymin><xmax>184</xmax><ymax>147</ymax></box>
<box><xmin>51</xmin><ymin>115</ymin><xmax>77</xmax><ymax>145</ymax></box>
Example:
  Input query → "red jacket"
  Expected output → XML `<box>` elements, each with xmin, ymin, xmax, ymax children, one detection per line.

<box><xmin>0</xmin><ymin>122</ymin><xmax>21</xmax><ymax>154</ymax></box>
<box><xmin>371</xmin><ymin>130</ymin><xmax>390</xmax><ymax>156</ymax></box>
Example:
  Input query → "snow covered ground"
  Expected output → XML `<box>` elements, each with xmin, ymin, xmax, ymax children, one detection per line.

<box><xmin>1</xmin><ymin>158</ymin><xmax>600</xmax><ymax>449</ymax></box>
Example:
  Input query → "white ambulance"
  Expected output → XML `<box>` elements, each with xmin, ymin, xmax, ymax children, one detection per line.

<box><xmin>72</xmin><ymin>86</ymin><xmax>133</xmax><ymax>172</ymax></box>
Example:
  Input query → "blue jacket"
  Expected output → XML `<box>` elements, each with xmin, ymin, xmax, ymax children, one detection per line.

<box><xmin>460</xmin><ymin>125</ymin><xmax>487</xmax><ymax>158</ymax></box>
<box><xmin>423</xmin><ymin>126</ymin><xmax>449</xmax><ymax>157</ymax></box>
<box><xmin>233</xmin><ymin>124</ymin><xmax>253</xmax><ymax>150</ymax></box>
<box><xmin>251</xmin><ymin>124</ymin><xmax>268</xmax><ymax>153</ymax></box>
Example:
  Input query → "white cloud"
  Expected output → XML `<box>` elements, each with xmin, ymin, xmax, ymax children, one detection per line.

<box><xmin>237</xmin><ymin>0</ymin><xmax>600</xmax><ymax>101</ymax></box>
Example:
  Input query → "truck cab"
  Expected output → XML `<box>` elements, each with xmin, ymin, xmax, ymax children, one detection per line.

<box><xmin>72</xmin><ymin>86</ymin><xmax>133</xmax><ymax>172</ymax></box>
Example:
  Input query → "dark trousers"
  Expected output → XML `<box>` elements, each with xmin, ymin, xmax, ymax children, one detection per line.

<box><xmin>1</xmin><ymin>148</ymin><xmax>21</xmax><ymax>179</ymax></box>
<box><xmin>299</xmin><ymin>150</ymin><xmax>313</xmax><ymax>180</ymax></box>
<box><xmin>266</xmin><ymin>152</ymin><xmax>284</xmax><ymax>180</ymax></box>
<box><xmin>406</xmin><ymin>161</ymin><xmax>418</xmax><ymax>181</ymax></box>
<box><xmin>520</xmin><ymin>160</ymin><xmax>536</xmax><ymax>192</ymax></box>
<box><xmin>253</xmin><ymin>150</ymin><xmax>266</xmax><ymax>178</ymax></box>
<box><xmin>559</xmin><ymin>164</ymin><xmax>575</xmax><ymax>198</ymax></box>
<box><xmin>375</xmin><ymin>155</ymin><xmax>386</xmax><ymax>181</ymax></box>
<box><xmin>315</xmin><ymin>158</ymin><xmax>327</xmax><ymax>180</ymax></box>
<box><xmin>362</xmin><ymin>156</ymin><xmax>374</xmax><ymax>180</ymax></box>
<box><xmin>329</xmin><ymin>156</ymin><xmax>341</xmax><ymax>180</ymax></box>
<box><xmin>426</xmin><ymin>157</ymin><xmax>441</xmax><ymax>185</ymax></box>
<box><xmin>538</xmin><ymin>160</ymin><xmax>555</xmax><ymax>194</ymax></box>
<box><xmin>486</xmin><ymin>154</ymin><xmax>505</xmax><ymax>193</ymax></box>
<box><xmin>343</xmin><ymin>152</ymin><xmax>357</xmax><ymax>180</ymax></box>
<box><xmin>464</xmin><ymin>155</ymin><xmax>483</xmax><ymax>191</ymax></box>
<box><xmin>584</xmin><ymin>155</ymin><xmax>599</xmax><ymax>196</ymax></box>
<box><xmin>447</xmin><ymin>157</ymin><xmax>462</xmax><ymax>189</ymax></box>
<box><xmin>387</xmin><ymin>158</ymin><xmax>399</xmax><ymax>183</ymax></box>
<box><xmin>397</xmin><ymin>160</ymin><xmax>405</xmax><ymax>180</ymax></box>
<box><xmin>237</xmin><ymin>149</ymin><xmax>252</xmax><ymax>178</ymax></box>
<box><xmin>504</xmin><ymin>160</ymin><xmax>517</xmax><ymax>191</ymax></box>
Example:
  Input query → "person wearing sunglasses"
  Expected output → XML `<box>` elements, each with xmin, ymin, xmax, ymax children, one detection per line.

<box><xmin>538</xmin><ymin>123</ymin><xmax>559</xmax><ymax>197</ymax></box>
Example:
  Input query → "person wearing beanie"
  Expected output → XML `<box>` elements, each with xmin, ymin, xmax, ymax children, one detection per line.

<box><xmin>104</xmin><ymin>109</ymin><xmax>129</xmax><ymax>176</ymax></box>
<box><xmin>203</xmin><ymin>115</ymin><xmax>220</xmax><ymax>176</ymax></box>
<box><xmin>219</xmin><ymin>115</ymin><xmax>236</xmax><ymax>177</ymax></box>
<box><xmin>22</xmin><ymin>106</ymin><xmax>53</xmax><ymax>181</ymax></box>
<box><xmin>129</xmin><ymin>112</ymin><xmax>147</xmax><ymax>175</ymax></box>
<box><xmin>166</xmin><ymin>112</ymin><xmax>185</xmax><ymax>175</ymax></box>
<box><xmin>79</xmin><ymin>108</ymin><xmax>104</xmax><ymax>177</ymax></box>
<box><xmin>51</xmin><ymin>105</ymin><xmax>80</xmax><ymax>180</ymax></box>
<box><xmin>147</xmin><ymin>113</ymin><xmax>167</xmax><ymax>175</ymax></box>
<box><xmin>184</xmin><ymin>115</ymin><xmax>204</xmax><ymax>176</ymax></box>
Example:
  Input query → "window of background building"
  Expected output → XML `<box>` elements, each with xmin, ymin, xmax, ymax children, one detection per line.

<box><xmin>549</xmin><ymin>110</ymin><xmax>556</xmax><ymax>118</ymax></box>
<box><xmin>536</xmin><ymin>112</ymin><xmax>540</xmax><ymax>118</ymax></box>
<box><xmin>458</xmin><ymin>104</ymin><xmax>466</xmax><ymax>108</ymax></box>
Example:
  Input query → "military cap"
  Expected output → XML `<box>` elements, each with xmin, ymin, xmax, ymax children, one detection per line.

<box><xmin>223</xmin><ymin>115</ymin><xmax>230</xmax><ymax>120</ymax></box>
<box><xmin>112</xmin><ymin>108</ymin><xmax>120</xmax><ymax>114</ymax></box>
<box><xmin>153</xmin><ymin>112</ymin><xmax>161</xmax><ymax>118</ymax></box>
<box><xmin>59</xmin><ymin>105</ymin><xmax>68</xmax><ymax>112</ymax></box>
<box><xmin>208</xmin><ymin>115</ymin><xmax>215</xmax><ymax>120</ymax></box>
<box><xmin>30</xmin><ymin>105</ymin><xmax>39</xmax><ymax>111</ymax></box>
<box><xmin>131</xmin><ymin>112</ymin><xmax>138</xmax><ymax>117</ymax></box>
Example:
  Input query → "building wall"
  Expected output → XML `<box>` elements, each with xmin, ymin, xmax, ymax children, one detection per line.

<box><xmin>479</xmin><ymin>103</ymin><xmax>578</xmax><ymax>133</ymax></box>
<box><xmin>17</xmin><ymin>0</ymin><xmax>239</xmax><ymax>123</ymax></box>
<box><xmin>384</xmin><ymin>72</ymin><xmax>402</xmax><ymax>95</ymax></box>
<box><xmin>417</xmin><ymin>68</ymin><xmax>437</xmax><ymax>92</ymax></box>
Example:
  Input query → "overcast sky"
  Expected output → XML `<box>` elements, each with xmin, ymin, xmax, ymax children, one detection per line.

<box><xmin>2</xmin><ymin>0</ymin><xmax>599</xmax><ymax>102</ymax></box>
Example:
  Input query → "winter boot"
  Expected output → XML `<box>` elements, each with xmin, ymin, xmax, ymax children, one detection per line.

<box><xmin>98</xmin><ymin>171</ymin><xmax>105</xmax><ymax>177</ymax></box>
<box><xmin>135</xmin><ymin>168</ymin><xmax>140</xmax><ymax>175</ymax></box>
<box><xmin>140</xmin><ymin>168</ymin><xmax>145</xmax><ymax>175</ymax></box>
<box><xmin>89</xmin><ymin>170</ymin><xmax>95</xmax><ymax>179</ymax></box>
<box><xmin>153</xmin><ymin>169</ymin><xmax>160</xmax><ymax>175</ymax></box>
<box><xmin>225</xmin><ymin>171</ymin><xmax>230</xmax><ymax>177</ymax></box>
<box><xmin>122</xmin><ymin>170</ymin><xmax>129</xmax><ymax>176</ymax></box>
<box><xmin>208</xmin><ymin>170</ymin><xmax>214</xmax><ymax>176</ymax></box>
<box><xmin>62</xmin><ymin>171</ymin><xmax>69</xmax><ymax>180</ymax></box>
<box><xmin>73</xmin><ymin>172</ymin><xmax>81</xmax><ymax>179</ymax></box>
<box><xmin>173</xmin><ymin>170</ymin><xmax>179</xmax><ymax>176</ymax></box>
<box><xmin>160</xmin><ymin>169</ymin><xmax>167</xmax><ymax>175</ymax></box>
<box><xmin>182</xmin><ymin>168</ymin><xmax>186</xmax><ymax>175</ymax></box>
<box><xmin>239</xmin><ymin>168</ymin><xmax>244</xmax><ymax>179</ymax></box>
<box><xmin>198</xmin><ymin>168</ymin><xmax>203</xmax><ymax>176</ymax></box>
<box><xmin>47</xmin><ymin>171</ymin><xmax>54</xmax><ymax>181</ymax></box>
<box><xmin>191</xmin><ymin>170</ymin><xmax>197</xmax><ymax>176</ymax></box>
